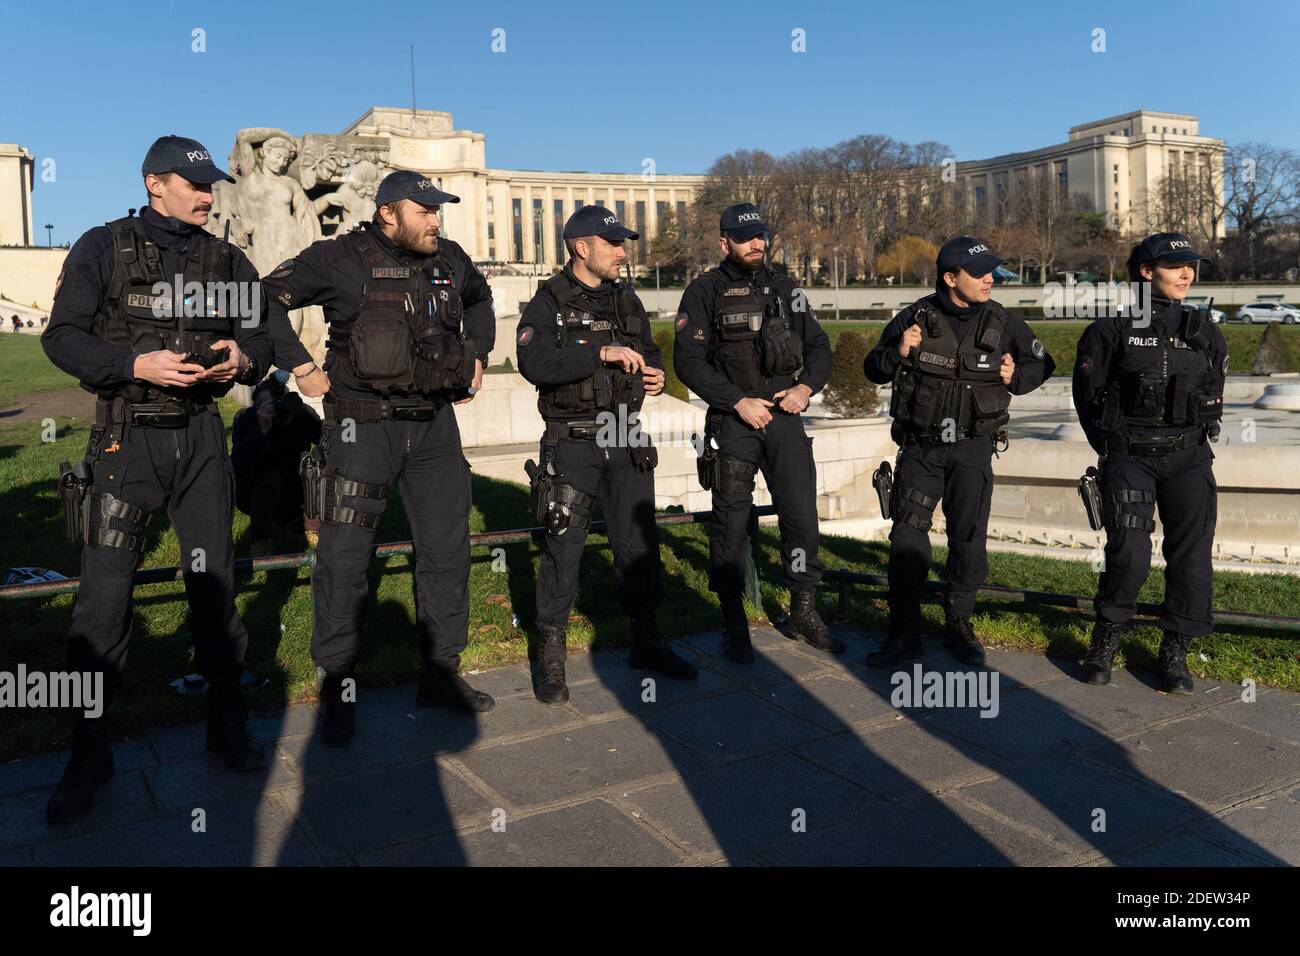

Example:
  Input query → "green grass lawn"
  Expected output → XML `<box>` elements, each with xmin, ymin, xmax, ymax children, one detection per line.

<box><xmin>2</xmin><ymin>409</ymin><xmax>1297</xmax><ymax>759</ymax></box>
<box><xmin>0</xmin><ymin>334</ymin><xmax>78</xmax><ymax>408</ymax></box>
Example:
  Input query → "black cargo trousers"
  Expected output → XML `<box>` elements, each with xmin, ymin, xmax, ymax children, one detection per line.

<box><xmin>1094</xmin><ymin>440</ymin><xmax>1216</xmax><ymax>636</ymax></box>
<box><xmin>69</xmin><ymin>407</ymin><xmax>248</xmax><ymax>699</ymax></box>
<box><xmin>534</xmin><ymin>436</ymin><xmax>662</xmax><ymax>631</ymax></box>
<box><xmin>311</xmin><ymin>402</ymin><xmax>472</xmax><ymax>675</ymax></box>
<box><xmin>886</xmin><ymin>433</ymin><xmax>995</xmax><ymax>633</ymax></box>
<box><xmin>708</xmin><ymin>408</ymin><xmax>823</xmax><ymax>597</ymax></box>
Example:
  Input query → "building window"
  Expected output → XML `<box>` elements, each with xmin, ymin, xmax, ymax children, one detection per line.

<box><xmin>486</xmin><ymin>197</ymin><xmax>494</xmax><ymax>216</ymax></box>
<box><xmin>554</xmin><ymin>199</ymin><xmax>564</xmax><ymax>262</ymax></box>
<box><xmin>616</xmin><ymin>200</ymin><xmax>626</xmax><ymax>223</ymax></box>
<box><xmin>487</xmin><ymin>223</ymin><xmax>494</xmax><ymax>240</ymax></box>
<box><xmin>533</xmin><ymin>198</ymin><xmax>544</xmax><ymax>262</ymax></box>
<box><xmin>511</xmin><ymin>198</ymin><xmax>522</xmax><ymax>262</ymax></box>
<box><xmin>676</xmin><ymin>200</ymin><xmax>687</xmax><ymax>236</ymax></box>
<box><xmin>656</xmin><ymin>200</ymin><xmax>668</xmax><ymax>228</ymax></box>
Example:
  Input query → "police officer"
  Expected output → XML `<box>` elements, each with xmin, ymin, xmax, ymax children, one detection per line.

<box><xmin>674</xmin><ymin>203</ymin><xmax>837</xmax><ymax>663</ymax></box>
<box><xmin>517</xmin><ymin>205</ymin><xmax>697</xmax><ymax>704</ymax></box>
<box><xmin>864</xmin><ymin>236</ymin><xmax>1054</xmax><ymax>667</ymax></box>
<box><xmin>41</xmin><ymin>136</ymin><xmax>273</xmax><ymax>823</ymax></box>
<box><xmin>1072</xmin><ymin>233</ymin><xmax>1226</xmax><ymax>693</ymax></box>
<box><xmin>261</xmin><ymin>170</ymin><xmax>496</xmax><ymax>745</ymax></box>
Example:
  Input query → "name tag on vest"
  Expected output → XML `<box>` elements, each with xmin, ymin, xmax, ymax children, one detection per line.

<box><xmin>372</xmin><ymin>267</ymin><xmax>410</xmax><ymax>279</ymax></box>
<box><xmin>723</xmin><ymin>287</ymin><xmax>749</xmax><ymax>296</ymax></box>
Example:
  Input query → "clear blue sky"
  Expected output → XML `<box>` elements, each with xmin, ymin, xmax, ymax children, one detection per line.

<box><xmin>6</xmin><ymin>0</ymin><xmax>1297</xmax><ymax>244</ymax></box>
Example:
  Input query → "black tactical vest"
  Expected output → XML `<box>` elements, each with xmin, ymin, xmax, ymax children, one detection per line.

<box><xmin>97</xmin><ymin>213</ymin><xmax>236</xmax><ymax>399</ymax></box>
<box><xmin>537</xmin><ymin>271</ymin><xmax>648</xmax><ymax>420</ymax></box>
<box><xmin>889</xmin><ymin>298</ymin><xmax>1011</xmax><ymax>440</ymax></box>
<box><xmin>707</xmin><ymin>271</ymin><xmax>803</xmax><ymax>391</ymax></box>
<box><xmin>1098</xmin><ymin>307</ymin><xmax>1222</xmax><ymax>431</ymax></box>
<box><xmin>327</xmin><ymin>231</ymin><xmax>474</xmax><ymax>396</ymax></box>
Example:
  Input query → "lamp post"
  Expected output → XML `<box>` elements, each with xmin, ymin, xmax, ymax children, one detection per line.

<box><xmin>44</xmin><ymin>224</ymin><xmax>53</xmax><ymax>247</ymax></box>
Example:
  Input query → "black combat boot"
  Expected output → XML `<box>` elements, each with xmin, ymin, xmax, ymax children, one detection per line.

<box><xmin>206</xmin><ymin>676</ymin><xmax>267</xmax><ymax>772</ymax></box>
<box><xmin>535</xmin><ymin>626</ymin><xmax>570</xmax><ymax>705</ymax></box>
<box><xmin>865</xmin><ymin>625</ymin><xmax>923</xmax><ymax>668</ymax></box>
<box><xmin>629</xmin><ymin>616</ymin><xmax>698</xmax><ymax>680</ymax></box>
<box><xmin>788</xmin><ymin>590</ymin><xmax>845</xmax><ymax>654</ymax></box>
<box><xmin>47</xmin><ymin>713</ymin><xmax>115</xmax><ymax>824</ymax></box>
<box><xmin>1157</xmin><ymin>631</ymin><xmax>1195</xmax><ymax>694</ymax></box>
<box><xmin>943</xmin><ymin>614</ymin><xmax>986</xmax><ymax>666</ymax></box>
<box><xmin>1082</xmin><ymin>621</ymin><xmax>1124</xmax><ymax>686</ymax></box>
<box><xmin>720</xmin><ymin>591</ymin><xmax>754</xmax><ymax>664</ymax></box>
<box><xmin>318</xmin><ymin>671</ymin><xmax>357</xmax><ymax>747</ymax></box>
<box><xmin>417</xmin><ymin>665</ymin><xmax>496</xmax><ymax>714</ymax></box>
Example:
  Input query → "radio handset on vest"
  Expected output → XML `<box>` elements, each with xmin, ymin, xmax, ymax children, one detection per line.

<box><xmin>1182</xmin><ymin>298</ymin><xmax>1212</xmax><ymax>352</ymax></box>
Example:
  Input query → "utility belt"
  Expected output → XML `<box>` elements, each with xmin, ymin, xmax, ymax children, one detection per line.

<box><xmin>95</xmin><ymin>396</ymin><xmax>216</xmax><ymax>428</ymax></box>
<box><xmin>544</xmin><ymin>419</ymin><xmax>603</xmax><ymax>442</ymax></box>
<box><xmin>1105</xmin><ymin>429</ymin><xmax>1204</xmax><ymax>457</ymax></box>
<box><xmin>898</xmin><ymin>427</ymin><xmax>1008</xmax><ymax>453</ymax></box>
<box><xmin>542</xmin><ymin>418</ymin><xmax>658</xmax><ymax>470</ymax></box>
<box><xmin>323</xmin><ymin>394</ymin><xmax>446</xmax><ymax>424</ymax></box>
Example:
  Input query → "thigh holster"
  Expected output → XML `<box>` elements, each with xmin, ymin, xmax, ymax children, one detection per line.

<box><xmin>714</xmin><ymin>454</ymin><xmax>758</xmax><ymax>496</ymax></box>
<box><xmin>545</xmin><ymin>477</ymin><xmax>594</xmax><ymax>537</ymax></box>
<box><xmin>891</xmin><ymin>483</ymin><xmax>938</xmax><ymax>533</ymax></box>
<box><xmin>321</xmin><ymin>474</ymin><xmax>388</xmax><ymax>530</ymax></box>
<box><xmin>84</xmin><ymin>490</ymin><xmax>152</xmax><ymax>553</ymax></box>
<box><xmin>1108</xmin><ymin>487</ymin><xmax>1155</xmax><ymax>532</ymax></box>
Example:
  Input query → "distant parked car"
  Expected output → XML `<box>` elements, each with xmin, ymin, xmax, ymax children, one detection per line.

<box><xmin>1237</xmin><ymin>302</ymin><xmax>1300</xmax><ymax>324</ymax></box>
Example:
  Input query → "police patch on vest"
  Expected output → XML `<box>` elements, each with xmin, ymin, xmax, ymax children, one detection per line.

<box><xmin>918</xmin><ymin>350</ymin><xmax>957</xmax><ymax>369</ymax></box>
<box><xmin>675</xmin><ymin>313</ymin><xmax>688</xmax><ymax>331</ymax></box>
<box><xmin>518</xmin><ymin>326</ymin><xmax>534</xmax><ymax>347</ymax></box>
<box><xmin>693</xmin><ymin>328</ymin><xmax>706</xmax><ymax>342</ymax></box>
<box><xmin>268</xmin><ymin>259</ymin><xmax>295</xmax><ymax>279</ymax></box>
<box><xmin>1031</xmin><ymin>338</ymin><xmax>1044</xmax><ymax>359</ymax></box>
<box><xmin>126</xmin><ymin>293</ymin><xmax>169</xmax><ymax>313</ymax></box>
<box><xmin>589</xmin><ymin>320</ymin><xmax>612</xmax><ymax>332</ymax></box>
<box><xmin>372</xmin><ymin>267</ymin><xmax>410</xmax><ymax>279</ymax></box>
<box><xmin>723</xmin><ymin>287</ymin><xmax>749</xmax><ymax>296</ymax></box>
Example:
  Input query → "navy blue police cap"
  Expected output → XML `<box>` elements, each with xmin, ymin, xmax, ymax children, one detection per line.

<box><xmin>936</xmin><ymin>235</ymin><xmax>1004</xmax><ymax>278</ymax></box>
<box><xmin>375</xmin><ymin>170</ymin><xmax>460</xmax><ymax>208</ymax></box>
<box><xmin>563</xmin><ymin>205</ymin><xmax>638</xmax><ymax>241</ymax></box>
<box><xmin>141</xmin><ymin>135</ymin><xmax>234</xmax><ymax>185</ymax></box>
<box><xmin>719</xmin><ymin>202</ymin><xmax>768</xmax><ymax>241</ymax></box>
<box><xmin>1136</xmin><ymin>232</ymin><xmax>1210</xmax><ymax>265</ymax></box>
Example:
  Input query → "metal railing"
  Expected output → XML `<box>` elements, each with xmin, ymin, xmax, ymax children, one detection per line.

<box><xmin>6</xmin><ymin>508</ymin><xmax>1299</xmax><ymax>632</ymax></box>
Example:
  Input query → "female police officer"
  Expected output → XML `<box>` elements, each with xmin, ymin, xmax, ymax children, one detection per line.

<box><xmin>1072</xmin><ymin>232</ymin><xmax>1227</xmax><ymax>693</ymax></box>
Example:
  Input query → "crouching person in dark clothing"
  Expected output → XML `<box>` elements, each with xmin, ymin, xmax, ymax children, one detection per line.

<box><xmin>231</xmin><ymin>376</ymin><xmax>322</xmax><ymax>555</ymax></box>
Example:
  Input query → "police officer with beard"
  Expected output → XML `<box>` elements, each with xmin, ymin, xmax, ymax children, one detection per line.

<box><xmin>1073</xmin><ymin>233</ymin><xmax>1226</xmax><ymax>693</ymax></box>
<box><xmin>674</xmin><ymin>203</ymin><xmax>837</xmax><ymax>663</ymax></box>
<box><xmin>517</xmin><ymin>205</ymin><xmax>697</xmax><ymax>705</ymax></box>
<box><xmin>864</xmin><ymin>237</ymin><xmax>1054</xmax><ymax>668</ymax></box>
<box><xmin>41</xmin><ymin>136</ymin><xmax>272</xmax><ymax>823</ymax></box>
<box><xmin>262</xmin><ymin>171</ymin><xmax>495</xmax><ymax>745</ymax></box>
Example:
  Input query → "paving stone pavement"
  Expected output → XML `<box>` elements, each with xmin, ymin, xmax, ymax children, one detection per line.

<box><xmin>3</xmin><ymin>624</ymin><xmax>1298</xmax><ymax>867</ymax></box>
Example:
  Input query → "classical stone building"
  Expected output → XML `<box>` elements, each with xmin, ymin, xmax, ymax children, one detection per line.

<box><xmin>0</xmin><ymin>144</ymin><xmax>36</xmax><ymax>247</ymax></box>
<box><xmin>341</xmin><ymin>108</ymin><xmax>705</xmax><ymax>273</ymax></box>
<box><xmin>953</xmin><ymin>109</ymin><xmax>1227</xmax><ymax>236</ymax></box>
